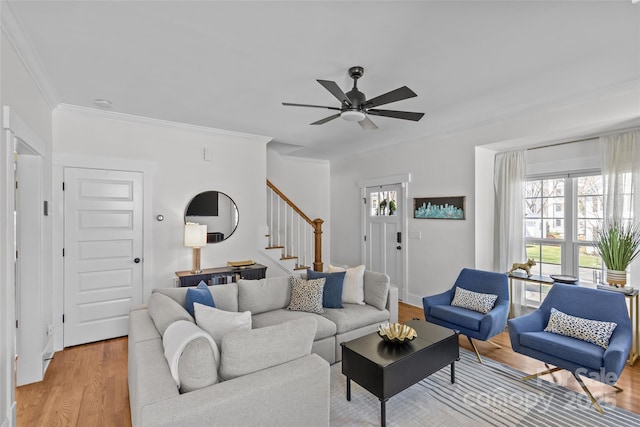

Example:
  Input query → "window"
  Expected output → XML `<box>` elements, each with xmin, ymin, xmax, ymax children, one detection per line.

<box><xmin>525</xmin><ymin>174</ymin><xmax>603</xmax><ymax>285</ymax></box>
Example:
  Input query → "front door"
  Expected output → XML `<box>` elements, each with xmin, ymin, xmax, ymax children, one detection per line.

<box><xmin>63</xmin><ymin>167</ymin><xmax>143</xmax><ymax>347</ymax></box>
<box><xmin>364</xmin><ymin>184</ymin><xmax>404</xmax><ymax>299</ymax></box>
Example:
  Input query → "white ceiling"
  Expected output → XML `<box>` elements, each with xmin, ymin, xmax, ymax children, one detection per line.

<box><xmin>4</xmin><ymin>1</ymin><xmax>640</xmax><ymax>160</ymax></box>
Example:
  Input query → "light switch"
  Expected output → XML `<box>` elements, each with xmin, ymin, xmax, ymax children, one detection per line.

<box><xmin>203</xmin><ymin>147</ymin><xmax>212</xmax><ymax>161</ymax></box>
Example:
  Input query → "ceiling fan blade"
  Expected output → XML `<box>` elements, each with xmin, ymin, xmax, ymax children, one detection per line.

<box><xmin>359</xmin><ymin>116</ymin><xmax>378</xmax><ymax>130</ymax></box>
<box><xmin>363</xmin><ymin>86</ymin><xmax>417</xmax><ymax>108</ymax></box>
<box><xmin>367</xmin><ymin>109</ymin><xmax>425</xmax><ymax>121</ymax></box>
<box><xmin>317</xmin><ymin>80</ymin><xmax>352</xmax><ymax>107</ymax></box>
<box><xmin>282</xmin><ymin>102</ymin><xmax>341</xmax><ymax>111</ymax></box>
<box><xmin>311</xmin><ymin>113</ymin><xmax>341</xmax><ymax>125</ymax></box>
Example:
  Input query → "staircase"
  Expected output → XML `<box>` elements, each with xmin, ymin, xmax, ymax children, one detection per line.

<box><xmin>263</xmin><ymin>180</ymin><xmax>323</xmax><ymax>275</ymax></box>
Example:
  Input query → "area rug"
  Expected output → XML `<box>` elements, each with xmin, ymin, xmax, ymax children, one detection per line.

<box><xmin>330</xmin><ymin>348</ymin><xmax>640</xmax><ymax>426</ymax></box>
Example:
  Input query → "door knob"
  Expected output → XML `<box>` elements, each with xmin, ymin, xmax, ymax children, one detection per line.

<box><xmin>134</xmin><ymin>258</ymin><xmax>141</xmax><ymax>263</ymax></box>
<box><xmin>396</xmin><ymin>246</ymin><xmax>402</xmax><ymax>250</ymax></box>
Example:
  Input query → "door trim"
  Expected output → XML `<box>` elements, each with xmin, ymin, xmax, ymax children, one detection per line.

<box><xmin>51</xmin><ymin>154</ymin><xmax>155</xmax><ymax>351</ymax></box>
<box><xmin>360</xmin><ymin>174</ymin><xmax>410</xmax><ymax>302</ymax></box>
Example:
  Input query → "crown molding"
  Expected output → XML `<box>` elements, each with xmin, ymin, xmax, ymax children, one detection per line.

<box><xmin>55</xmin><ymin>103</ymin><xmax>274</xmax><ymax>144</ymax></box>
<box><xmin>1</xmin><ymin>1</ymin><xmax>58</xmax><ymax>109</ymax></box>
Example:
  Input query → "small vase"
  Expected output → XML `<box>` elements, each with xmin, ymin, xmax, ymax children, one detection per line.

<box><xmin>606</xmin><ymin>269</ymin><xmax>627</xmax><ymax>287</ymax></box>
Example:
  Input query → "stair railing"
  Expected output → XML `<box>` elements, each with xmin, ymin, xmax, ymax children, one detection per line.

<box><xmin>266</xmin><ymin>179</ymin><xmax>323</xmax><ymax>271</ymax></box>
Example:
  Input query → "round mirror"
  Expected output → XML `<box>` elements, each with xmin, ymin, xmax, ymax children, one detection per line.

<box><xmin>184</xmin><ymin>191</ymin><xmax>239</xmax><ymax>243</ymax></box>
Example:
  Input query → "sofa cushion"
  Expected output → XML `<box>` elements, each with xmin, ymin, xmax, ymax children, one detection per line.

<box><xmin>321</xmin><ymin>304</ymin><xmax>390</xmax><ymax>334</ymax></box>
<box><xmin>307</xmin><ymin>269</ymin><xmax>346</xmax><ymax>308</ymax></box>
<box><xmin>329</xmin><ymin>264</ymin><xmax>365</xmax><ymax>305</ymax></box>
<box><xmin>363</xmin><ymin>271</ymin><xmax>391</xmax><ymax>310</ymax></box>
<box><xmin>185</xmin><ymin>281</ymin><xmax>216</xmax><ymax>317</ymax></box>
<box><xmin>147</xmin><ymin>292</ymin><xmax>194</xmax><ymax>336</ymax></box>
<box><xmin>287</xmin><ymin>277</ymin><xmax>325</xmax><ymax>314</ymax></box>
<box><xmin>162</xmin><ymin>320</ymin><xmax>219</xmax><ymax>393</ymax></box>
<box><xmin>520</xmin><ymin>331</ymin><xmax>605</xmax><ymax>370</ymax></box>
<box><xmin>451</xmin><ymin>287</ymin><xmax>498</xmax><ymax>314</ymax></box>
<box><xmin>238</xmin><ymin>276</ymin><xmax>290</xmax><ymax>314</ymax></box>
<box><xmin>194</xmin><ymin>303</ymin><xmax>252</xmax><ymax>348</ymax></box>
<box><xmin>219</xmin><ymin>317</ymin><xmax>317</xmax><ymax>381</ymax></box>
<box><xmin>544</xmin><ymin>307</ymin><xmax>617</xmax><ymax>349</ymax></box>
<box><xmin>429</xmin><ymin>305</ymin><xmax>483</xmax><ymax>332</ymax></box>
<box><xmin>155</xmin><ymin>283</ymin><xmax>239</xmax><ymax>312</ymax></box>
<box><xmin>252</xmin><ymin>309</ymin><xmax>337</xmax><ymax>340</ymax></box>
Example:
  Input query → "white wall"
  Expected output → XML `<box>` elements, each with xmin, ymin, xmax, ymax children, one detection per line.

<box><xmin>1</xmin><ymin>29</ymin><xmax>53</xmax><ymax>426</ymax></box>
<box><xmin>266</xmin><ymin>146</ymin><xmax>331</xmax><ymax>270</ymax></box>
<box><xmin>53</xmin><ymin>107</ymin><xmax>271</xmax><ymax>299</ymax></box>
<box><xmin>331</xmin><ymin>83</ymin><xmax>640</xmax><ymax>306</ymax></box>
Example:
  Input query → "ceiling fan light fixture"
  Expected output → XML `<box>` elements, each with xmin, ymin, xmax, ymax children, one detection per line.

<box><xmin>341</xmin><ymin>110</ymin><xmax>366</xmax><ymax>122</ymax></box>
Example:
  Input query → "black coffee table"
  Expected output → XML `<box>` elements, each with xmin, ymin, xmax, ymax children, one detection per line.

<box><xmin>340</xmin><ymin>319</ymin><xmax>459</xmax><ymax>427</ymax></box>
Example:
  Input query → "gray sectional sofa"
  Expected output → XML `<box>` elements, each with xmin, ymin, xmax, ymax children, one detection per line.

<box><xmin>128</xmin><ymin>271</ymin><xmax>398</xmax><ymax>426</ymax></box>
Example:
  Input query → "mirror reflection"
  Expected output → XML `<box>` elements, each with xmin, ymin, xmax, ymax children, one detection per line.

<box><xmin>184</xmin><ymin>191</ymin><xmax>238</xmax><ymax>243</ymax></box>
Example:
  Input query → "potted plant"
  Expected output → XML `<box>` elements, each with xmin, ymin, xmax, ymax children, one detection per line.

<box><xmin>379</xmin><ymin>199</ymin><xmax>387</xmax><ymax>216</ymax></box>
<box><xmin>593</xmin><ymin>220</ymin><xmax>640</xmax><ymax>287</ymax></box>
<box><xmin>389</xmin><ymin>200</ymin><xmax>397</xmax><ymax>216</ymax></box>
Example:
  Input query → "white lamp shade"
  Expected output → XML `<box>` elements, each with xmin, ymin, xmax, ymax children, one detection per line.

<box><xmin>184</xmin><ymin>223</ymin><xmax>207</xmax><ymax>247</ymax></box>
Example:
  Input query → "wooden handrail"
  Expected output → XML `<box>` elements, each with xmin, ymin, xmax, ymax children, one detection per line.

<box><xmin>267</xmin><ymin>179</ymin><xmax>323</xmax><ymax>271</ymax></box>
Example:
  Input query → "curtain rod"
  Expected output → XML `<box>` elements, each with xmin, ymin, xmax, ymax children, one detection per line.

<box><xmin>527</xmin><ymin>126</ymin><xmax>640</xmax><ymax>151</ymax></box>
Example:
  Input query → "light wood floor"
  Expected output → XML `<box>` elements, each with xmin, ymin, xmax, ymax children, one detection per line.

<box><xmin>16</xmin><ymin>302</ymin><xmax>640</xmax><ymax>426</ymax></box>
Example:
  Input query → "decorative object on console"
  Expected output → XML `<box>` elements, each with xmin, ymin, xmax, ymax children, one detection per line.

<box><xmin>549</xmin><ymin>274</ymin><xmax>578</xmax><ymax>284</ymax></box>
<box><xmin>414</xmin><ymin>196</ymin><xmax>465</xmax><ymax>219</ymax></box>
<box><xmin>184</xmin><ymin>222</ymin><xmax>207</xmax><ymax>273</ymax></box>
<box><xmin>227</xmin><ymin>260</ymin><xmax>256</xmax><ymax>268</ymax></box>
<box><xmin>509</xmin><ymin>258</ymin><xmax>536</xmax><ymax>277</ymax></box>
<box><xmin>593</xmin><ymin>219</ymin><xmax>640</xmax><ymax>287</ymax></box>
<box><xmin>377</xmin><ymin>322</ymin><xmax>417</xmax><ymax>344</ymax></box>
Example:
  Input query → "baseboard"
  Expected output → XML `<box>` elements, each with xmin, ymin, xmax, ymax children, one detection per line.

<box><xmin>405</xmin><ymin>293</ymin><xmax>424</xmax><ymax>307</ymax></box>
<box><xmin>1</xmin><ymin>400</ymin><xmax>16</xmax><ymax>427</ymax></box>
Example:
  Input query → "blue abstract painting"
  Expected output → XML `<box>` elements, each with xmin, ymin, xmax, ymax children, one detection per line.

<box><xmin>414</xmin><ymin>196</ymin><xmax>465</xmax><ymax>220</ymax></box>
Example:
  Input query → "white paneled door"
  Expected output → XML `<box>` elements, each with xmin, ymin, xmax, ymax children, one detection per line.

<box><xmin>63</xmin><ymin>167</ymin><xmax>143</xmax><ymax>347</ymax></box>
<box><xmin>364</xmin><ymin>184</ymin><xmax>404</xmax><ymax>298</ymax></box>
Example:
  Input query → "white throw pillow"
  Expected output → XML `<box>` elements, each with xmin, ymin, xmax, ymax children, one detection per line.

<box><xmin>329</xmin><ymin>264</ymin><xmax>365</xmax><ymax>305</ymax></box>
<box><xmin>194</xmin><ymin>303</ymin><xmax>252</xmax><ymax>348</ymax></box>
<box><xmin>162</xmin><ymin>320</ymin><xmax>219</xmax><ymax>392</ymax></box>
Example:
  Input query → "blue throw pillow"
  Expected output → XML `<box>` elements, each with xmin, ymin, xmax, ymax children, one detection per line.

<box><xmin>307</xmin><ymin>269</ymin><xmax>346</xmax><ymax>308</ymax></box>
<box><xmin>185</xmin><ymin>281</ymin><xmax>215</xmax><ymax>317</ymax></box>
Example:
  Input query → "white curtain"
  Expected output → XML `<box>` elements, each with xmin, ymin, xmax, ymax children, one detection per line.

<box><xmin>494</xmin><ymin>150</ymin><xmax>526</xmax><ymax>273</ymax></box>
<box><xmin>601</xmin><ymin>130</ymin><xmax>640</xmax><ymax>280</ymax></box>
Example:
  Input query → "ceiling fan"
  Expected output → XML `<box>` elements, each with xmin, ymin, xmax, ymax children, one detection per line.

<box><xmin>283</xmin><ymin>66</ymin><xmax>425</xmax><ymax>130</ymax></box>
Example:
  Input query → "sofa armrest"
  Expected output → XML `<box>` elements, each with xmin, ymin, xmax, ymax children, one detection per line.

<box><xmin>422</xmin><ymin>289</ymin><xmax>455</xmax><ymax>318</ymax></box>
<box><xmin>478</xmin><ymin>301</ymin><xmax>509</xmax><ymax>338</ymax></box>
<box><xmin>603</xmin><ymin>329</ymin><xmax>633</xmax><ymax>382</ymax></box>
<box><xmin>507</xmin><ymin>310</ymin><xmax>547</xmax><ymax>352</ymax></box>
<box><xmin>139</xmin><ymin>354</ymin><xmax>329</xmax><ymax>427</ymax></box>
<box><xmin>387</xmin><ymin>286</ymin><xmax>399</xmax><ymax>323</ymax></box>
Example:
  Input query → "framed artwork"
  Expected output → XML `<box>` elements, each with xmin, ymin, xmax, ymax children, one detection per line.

<box><xmin>414</xmin><ymin>196</ymin><xmax>465</xmax><ymax>220</ymax></box>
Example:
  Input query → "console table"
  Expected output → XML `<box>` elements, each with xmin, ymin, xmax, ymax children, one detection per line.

<box><xmin>176</xmin><ymin>263</ymin><xmax>267</xmax><ymax>287</ymax></box>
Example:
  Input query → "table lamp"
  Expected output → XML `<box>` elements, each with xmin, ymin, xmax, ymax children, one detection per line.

<box><xmin>184</xmin><ymin>222</ymin><xmax>207</xmax><ymax>274</ymax></box>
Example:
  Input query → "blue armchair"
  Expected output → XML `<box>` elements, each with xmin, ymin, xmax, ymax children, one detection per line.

<box><xmin>422</xmin><ymin>268</ymin><xmax>509</xmax><ymax>363</ymax></box>
<box><xmin>508</xmin><ymin>283</ymin><xmax>631</xmax><ymax>413</ymax></box>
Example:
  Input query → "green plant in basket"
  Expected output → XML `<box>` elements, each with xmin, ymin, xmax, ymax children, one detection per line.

<box><xmin>593</xmin><ymin>220</ymin><xmax>640</xmax><ymax>286</ymax></box>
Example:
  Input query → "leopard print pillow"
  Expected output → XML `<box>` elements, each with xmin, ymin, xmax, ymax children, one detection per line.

<box><xmin>544</xmin><ymin>307</ymin><xmax>617</xmax><ymax>349</ymax></box>
<box><xmin>450</xmin><ymin>287</ymin><xmax>498</xmax><ymax>314</ymax></box>
<box><xmin>287</xmin><ymin>277</ymin><xmax>325</xmax><ymax>314</ymax></box>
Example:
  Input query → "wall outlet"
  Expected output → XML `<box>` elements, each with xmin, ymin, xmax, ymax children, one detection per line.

<box><xmin>46</xmin><ymin>324</ymin><xmax>54</xmax><ymax>336</ymax></box>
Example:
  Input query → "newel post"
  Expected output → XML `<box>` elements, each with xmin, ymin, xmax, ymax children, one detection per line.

<box><xmin>313</xmin><ymin>218</ymin><xmax>324</xmax><ymax>271</ymax></box>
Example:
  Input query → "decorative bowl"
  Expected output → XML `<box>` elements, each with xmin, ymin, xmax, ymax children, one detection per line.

<box><xmin>227</xmin><ymin>260</ymin><xmax>256</xmax><ymax>268</ymax></box>
<box><xmin>549</xmin><ymin>274</ymin><xmax>578</xmax><ymax>284</ymax></box>
<box><xmin>377</xmin><ymin>323</ymin><xmax>417</xmax><ymax>344</ymax></box>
